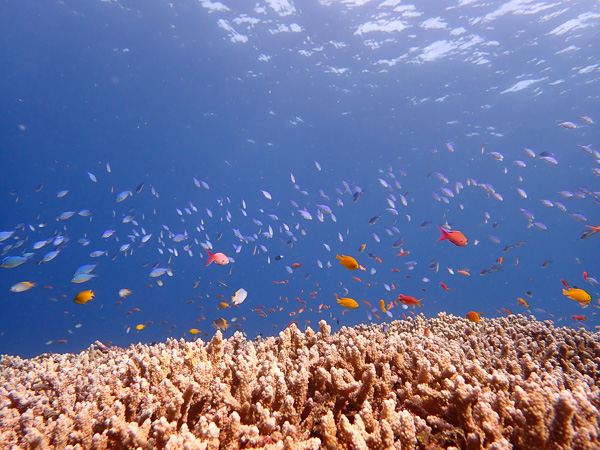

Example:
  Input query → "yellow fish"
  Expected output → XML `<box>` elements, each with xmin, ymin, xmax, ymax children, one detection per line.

<box><xmin>189</xmin><ymin>328</ymin><xmax>200</xmax><ymax>335</ymax></box>
<box><xmin>135</xmin><ymin>324</ymin><xmax>146</xmax><ymax>331</ymax></box>
<box><xmin>562</xmin><ymin>288</ymin><xmax>591</xmax><ymax>305</ymax></box>
<box><xmin>214</xmin><ymin>318</ymin><xmax>229</xmax><ymax>330</ymax></box>
<box><xmin>337</xmin><ymin>297</ymin><xmax>359</xmax><ymax>309</ymax></box>
<box><xmin>336</xmin><ymin>255</ymin><xmax>365</xmax><ymax>271</ymax></box>
<box><xmin>74</xmin><ymin>290</ymin><xmax>94</xmax><ymax>304</ymax></box>
<box><xmin>218</xmin><ymin>302</ymin><xmax>230</xmax><ymax>309</ymax></box>
<box><xmin>379</xmin><ymin>299</ymin><xmax>386</xmax><ymax>313</ymax></box>
<box><xmin>10</xmin><ymin>281</ymin><xmax>35</xmax><ymax>293</ymax></box>
<box><xmin>517</xmin><ymin>297</ymin><xmax>530</xmax><ymax>308</ymax></box>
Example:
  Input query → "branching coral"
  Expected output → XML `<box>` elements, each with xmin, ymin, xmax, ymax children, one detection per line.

<box><xmin>1</xmin><ymin>314</ymin><xmax>599</xmax><ymax>448</ymax></box>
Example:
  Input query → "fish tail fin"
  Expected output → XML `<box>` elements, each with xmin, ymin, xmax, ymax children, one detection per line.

<box><xmin>205</xmin><ymin>249</ymin><xmax>215</xmax><ymax>266</ymax></box>
<box><xmin>562</xmin><ymin>289</ymin><xmax>569</xmax><ymax>296</ymax></box>
<box><xmin>437</xmin><ymin>226</ymin><xmax>449</xmax><ymax>242</ymax></box>
<box><xmin>336</xmin><ymin>254</ymin><xmax>343</xmax><ymax>261</ymax></box>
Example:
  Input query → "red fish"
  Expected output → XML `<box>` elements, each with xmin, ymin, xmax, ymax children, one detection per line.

<box><xmin>205</xmin><ymin>249</ymin><xmax>230</xmax><ymax>266</ymax></box>
<box><xmin>572</xmin><ymin>315</ymin><xmax>587</xmax><ymax>321</ymax></box>
<box><xmin>290</xmin><ymin>263</ymin><xmax>302</xmax><ymax>269</ymax></box>
<box><xmin>437</xmin><ymin>226</ymin><xmax>468</xmax><ymax>247</ymax></box>
<box><xmin>397</xmin><ymin>294</ymin><xmax>422</xmax><ymax>308</ymax></box>
<box><xmin>585</xmin><ymin>225</ymin><xmax>600</xmax><ymax>237</ymax></box>
<box><xmin>440</xmin><ymin>282</ymin><xmax>450</xmax><ymax>291</ymax></box>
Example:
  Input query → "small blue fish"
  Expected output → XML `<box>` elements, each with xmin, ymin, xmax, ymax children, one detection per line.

<box><xmin>72</xmin><ymin>273</ymin><xmax>98</xmax><ymax>283</ymax></box>
<box><xmin>90</xmin><ymin>251</ymin><xmax>107</xmax><ymax>257</ymax></box>
<box><xmin>0</xmin><ymin>231</ymin><xmax>15</xmax><ymax>242</ymax></box>
<box><xmin>53</xmin><ymin>235</ymin><xmax>68</xmax><ymax>246</ymax></box>
<box><xmin>298</xmin><ymin>209</ymin><xmax>312</xmax><ymax>220</ymax></box>
<box><xmin>369</xmin><ymin>215</ymin><xmax>381</xmax><ymax>225</ymax></box>
<box><xmin>519</xmin><ymin>209</ymin><xmax>535</xmax><ymax>221</ymax></box>
<box><xmin>57</xmin><ymin>190</ymin><xmax>69</xmax><ymax>198</ymax></box>
<box><xmin>40</xmin><ymin>250</ymin><xmax>60</xmax><ymax>263</ymax></box>
<box><xmin>101</xmin><ymin>229</ymin><xmax>116</xmax><ymax>239</ymax></box>
<box><xmin>1</xmin><ymin>253</ymin><xmax>33</xmax><ymax>268</ymax></box>
<box><xmin>149</xmin><ymin>267</ymin><xmax>172</xmax><ymax>277</ymax></box>
<box><xmin>570</xmin><ymin>213</ymin><xmax>587</xmax><ymax>222</ymax></box>
<box><xmin>58</xmin><ymin>211</ymin><xmax>76</xmax><ymax>220</ymax></box>
<box><xmin>87</xmin><ymin>172</ymin><xmax>97</xmax><ymax>182</ymax></box>
<box><xmin>316</xmin><ymin>204</ymin><xmax>332</xmax><ymax>214</ymax></box>
<box><xmin>74</xmin><ymin>264</ymin><xmax>97</xmax><ymax>275</ymax></box>
<box><xmin>115</xmin><ymin>190</ymin><xmax>132</xmax><ymax>203</ymax></box>
<box><xmin>32</xmin><ymin>239</ymin><xmax>50</xmax><ymax>250</ymax></box>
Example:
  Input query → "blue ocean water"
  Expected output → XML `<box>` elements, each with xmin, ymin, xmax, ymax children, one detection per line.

<box><xmin>1</xmin><ymin>0</ymin><xmax>598</xmax><ymax>359</ymax></box>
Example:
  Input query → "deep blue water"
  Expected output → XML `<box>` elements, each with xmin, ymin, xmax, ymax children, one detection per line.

<box><xmin>1</xmin><ymin>0</ymin><xmax>599</xmax><ymax>358</ymax></box>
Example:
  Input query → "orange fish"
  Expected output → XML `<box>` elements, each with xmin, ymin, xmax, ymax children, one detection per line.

<box><xmin>290</xmin><ymin>263</ymin><xmax>302</xmax><ymax>269</ymax></box>
<box><xmin>465</xmin><ymin>311</ymin><xmax>481</xmax><ymax>323</ymax></box>
<box><xmin>440</xmin><ymin>282</ymin><xmax>449</xmax><ymax>291</ymax></box>
<box><xmin>437</xmin><ymin>226</ymin><xmax>468</xmax><ymax>247</ymax></box>
<box><xmin>397</xmin><ymin>294</ymin><xmax>422</xmax><ymax>308</ymax></box>
<box><xmin>74</xmin><ymin>290</ymin><xmax>94</xmax><ymax>305</ymax></box>
<box><xmin>336</xmin><ymin>254</ymin><xmax>365</xmax><ymax>271</ymax></box>
<box><xmin>379</xmin><ymin>299</ymin><xmax>386</xmax><ymax>313</ymax></box>
<box><xmin>396</xmin><ymin>251</ymin><xmax>410</xmax><ymax>257</ymax></box>
<box><xmin>457</xmin><ymin>270</ymin><xmax>470</xmax><ymax>276</ymax></box>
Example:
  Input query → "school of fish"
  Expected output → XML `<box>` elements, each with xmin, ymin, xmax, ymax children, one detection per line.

<box><xmin>1</xmin><ymin>116</ymin><xmax>599</xmax><ymax>350</ymax></box>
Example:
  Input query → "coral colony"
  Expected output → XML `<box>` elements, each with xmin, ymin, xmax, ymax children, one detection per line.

<box><xmin>2</xmin><ymin>314</ymin><xmax>599</xmax><ymax>448</ymax></box>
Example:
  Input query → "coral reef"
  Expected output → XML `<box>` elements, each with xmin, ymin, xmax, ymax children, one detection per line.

<box><xmin>1</xmin><ymin>313</ymin><xmax>600</xmax><ymax>449</ymax></box>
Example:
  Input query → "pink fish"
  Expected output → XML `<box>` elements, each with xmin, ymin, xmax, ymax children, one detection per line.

<box><xmin>205</xmin><ymin>249</ymin><xmax>230</xmax><ymax>266</ymax></box>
